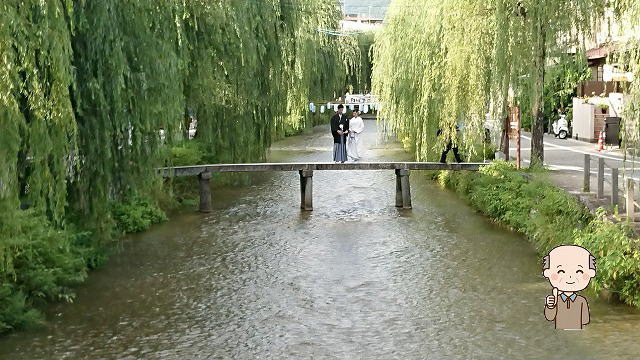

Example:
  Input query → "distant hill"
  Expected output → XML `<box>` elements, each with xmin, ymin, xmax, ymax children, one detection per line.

<box><xmin>343</xmin><ymin>0</ymin><xmax>390</xmax><ymax>19</ymax></box>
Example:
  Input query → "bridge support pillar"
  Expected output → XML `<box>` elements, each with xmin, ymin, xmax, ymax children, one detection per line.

<box><xmin>395</xmin><ymin>169</ymin><xmax>412</xmax><ymax>209</ymax></box>
<box><xmin>299</xmin><ymin>170</ymin><xmax>313</xmax><ymax>211</ymax></box>
<box><xmin>198</xmin><ymin>172</ymin><xmax>212</xmax><ymax>213</ymax></box>
<box><xmin>395</xmin><ymin>169</ymin><xmax>403</xmax><ymax>207</ymax></box>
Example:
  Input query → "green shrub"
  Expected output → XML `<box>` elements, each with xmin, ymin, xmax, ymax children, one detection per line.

<box><xmin>574</xmin><ymin>210</ymin><xmax>640</xmax><ymax>307</ymax></box>
<box><xmin>0</xmin><ymin>284</ymin><xmax>42</xmax><ymax>333</ymax></box>
<box><xmin>450</xmin><ymin>162</ymin><xmax>591</xmax><ymax>254</ymax></box>
<box><xmin>169</xmin><ymin>141</ymin><xmax>204</xmax><ymax>166</ymax></box>
<box><xmin>111</xmin><ymin>195</ymin><xmax>167</xmax><ymax>234</ymax></box>
<box><xmin>435</xmin><ymin>162</ymin><xmax>640</xmax><ymax>306</ymax></box>
<box><xmin>466</xmin><ymin>142</ymin><xmax>497</xmax><ymax>162</ymax></box>
<box><xmin>0</xmin><ymin>210</ymin><xmax>89</xmax><ymax>333</ymax></box>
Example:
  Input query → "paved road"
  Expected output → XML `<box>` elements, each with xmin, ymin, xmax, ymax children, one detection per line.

<box><xmin>515</xmin><ymin>132</ymin><xmax>640</xmax><ymax>175</ymax></box>
<box><xmin>508</xmin><ymin>132</ymin><xmax>640</xmax><ymax>211</ymax></box>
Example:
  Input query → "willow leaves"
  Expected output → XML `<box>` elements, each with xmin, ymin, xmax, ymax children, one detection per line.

<box><xmin>373</xmin><ymin>0</ymin><xmax>607</xmax><ymax>163</ymax></box>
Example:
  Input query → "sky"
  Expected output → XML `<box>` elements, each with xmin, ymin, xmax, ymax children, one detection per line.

<box><xmin>342</xmin><ymin>0</ymin><xmax>390</xmax><ymax>19</ymax></box>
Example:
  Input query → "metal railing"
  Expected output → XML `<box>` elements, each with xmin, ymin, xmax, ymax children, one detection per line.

<box><xmin>583</xmin><ymin>154</ymin><xmax>638</xmax><ymax>220</ymax></box>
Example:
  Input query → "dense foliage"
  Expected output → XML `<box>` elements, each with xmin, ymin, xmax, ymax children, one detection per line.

<box><xmin>518</xmin><ymin>55</ymin><xmax>591</xmax><ymax>131</ymax></box>
<box><xmin>615</xmin><ymin>3</ymin><xmax>640</xmax><ymax>152</ymax></box>
<box><xmin>346</xmin><ymin>32</ymin><xmax>375</xmax><ymax>94</ymax></box>
<box><xmin>372</xmin><ymin>0</ymin><xmax>607</xmax><ymax>163</ymax></box>
<box><xmin>436</xmin><ymin>162</ymin><xmax>640</xmax><ymax>307</ymax></box>
<box><xmin>0</xmin><ymin>0</ymin><xmax>357</xmax><ymax>332</ymax></box>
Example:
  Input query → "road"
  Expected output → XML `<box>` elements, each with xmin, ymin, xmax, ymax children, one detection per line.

<box><xmin>508</xmin><ymin>132</ymin><xmax>640</xmax><ymax>211</ymax></box>
<box><xmin>515</xmin><ymin>132</ymin><xmax>640</xmax><ymax>175</ymax></box>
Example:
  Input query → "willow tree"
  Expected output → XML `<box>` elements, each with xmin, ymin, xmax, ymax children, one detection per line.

<box><xmin>346</xmin><ymin>32</ymin><xmax>376</xmax><ymax>94</ymax></box>
<box><xmin>69</xmin><ymin>0</ymin><xmax>185</xmax><ymax>239</ymax></box>
<box><xmin>178</xmin><ymin>0</ymin><xmax>359</xmax><ymax>155</ymax></box>
<box><xmin>1</xmin><ymin>0</ymin><xmax>356</xmax><ymax>245</ymax></box>
<box><xmin>373</xmin><ymin>0</ymin><xmax>606</xmax><ymax>165</ymax></box>
<box><xmin>1</xmin><ymin>0</ymin><xmax>358</xmax><ymax>331</ymax></box>
<box><xmin>615</xmin><ymin>1</ymin><xmax>640</xmax><ymax>153</ymax></box>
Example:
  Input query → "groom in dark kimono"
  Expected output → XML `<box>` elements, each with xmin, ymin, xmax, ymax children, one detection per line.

<box><xmin>330</xmin><ymin>105</ymin><xmax>349</xmax><ymax>163</ymax></box>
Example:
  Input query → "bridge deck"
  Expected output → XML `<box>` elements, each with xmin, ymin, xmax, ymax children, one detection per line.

<box><xmin>160</xmin><ymin>162</ymin><xmax>488</xmax><ymax>177</ymax></box>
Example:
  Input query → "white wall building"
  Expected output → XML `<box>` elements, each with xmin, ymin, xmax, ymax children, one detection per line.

<box><xmin>570</xmin><ymin>10</ymin><xmax>640</xmax><ymax>143</ymax></box>
<box><xmin>340</xmin><ymin>15</ymin><xmax>383</xmax><ymax>32</ymax></box>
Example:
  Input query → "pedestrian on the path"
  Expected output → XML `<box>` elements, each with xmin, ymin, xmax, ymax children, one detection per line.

<box><xmin>347</xmin><ymin>110</ymin><xmax>365</xmax><ymax>161</ymax></box>
<box><xmin>331</xmin><ymin>104</ymin><xmax>349</xmax><ymax>163</ymax></box>
<box><xmin>437</xmin><ymin>126</ymin><xmax>463</xmax><ymax>163</ymax></box>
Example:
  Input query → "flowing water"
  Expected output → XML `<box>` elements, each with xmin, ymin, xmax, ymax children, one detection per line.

<box><xmin>2</xmin><ymin>120</ymin><xmax>640</xmax><ymax>359</ymax></box>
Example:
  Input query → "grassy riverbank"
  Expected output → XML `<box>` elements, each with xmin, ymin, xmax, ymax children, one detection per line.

<box><xmin>1</xmin><ymin>0</ymin><xmax>362</xmax><ymax>334</ymax></box>
<box><xmin>1</xmin><ymin>137</ymin><xmax>269</xmax><ymax>333</ymax></box>
<box><xmin>0</xmin><ymin>193</ymin><xmax>169</xmax><ymax>333</ymax></box>
<box><xmin>433</xmin><ymin>162</ymin><xmax>640</xmax><ymax>307</ymax></box>
<box><xmin>0</xmin><ymin>112</ymin><xmax>342</xmax><ymax>334</ymax></box>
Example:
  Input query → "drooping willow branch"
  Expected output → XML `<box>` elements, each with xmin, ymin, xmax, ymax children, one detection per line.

<box><xmin>0</xmin><ymin>0</ymin><xmax>359</xmax><ymax>241</ymax></box>
<box><xmin>373</xmin><ymin>0</ymin><xmax>607</xmax><ymax>163</ymax></box>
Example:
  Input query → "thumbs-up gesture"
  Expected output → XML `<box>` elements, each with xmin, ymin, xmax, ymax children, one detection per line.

<box><xmin>546</xmin><ymin>288</ymin><xmax>558</xmax><ymax>308</ymax></box>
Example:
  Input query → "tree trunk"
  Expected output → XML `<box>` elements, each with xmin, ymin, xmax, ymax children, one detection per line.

<box><xmin>530</xmin><ymin>16</ymin><xmax>546</xmax><ymax>167</ymax></box>
<box><xmin>502</xmin><ymin>114</ymin><xmax>510</xmax><ymax>159</ymax></box>
<box><xmin>499</xmin><ymin>75</ymin><xmax>511</xmax><ymax>159</ymax></box>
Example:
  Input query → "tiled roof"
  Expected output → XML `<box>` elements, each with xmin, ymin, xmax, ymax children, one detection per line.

<box><xmin>586</xmin><ymin>43</ymin><xmax>619</xmax><ymax>59</ymax></box>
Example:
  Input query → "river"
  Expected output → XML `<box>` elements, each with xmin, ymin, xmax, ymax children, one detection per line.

<box><xmin>1</xmin><ymin>120</ymin><xmax>640</xmax><ymax>359</ymax></box>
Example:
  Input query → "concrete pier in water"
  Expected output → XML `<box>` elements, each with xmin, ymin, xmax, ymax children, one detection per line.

<box><xmin>160</xmin><ymin>162</ymin><xmax>487</xmax><ymax>212</ymax></box>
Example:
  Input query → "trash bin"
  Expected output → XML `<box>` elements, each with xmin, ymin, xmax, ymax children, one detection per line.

<box><xmin>605</xmin><ymin>117</ymin><xmax>621</xmax><ymax>146</ymax></box>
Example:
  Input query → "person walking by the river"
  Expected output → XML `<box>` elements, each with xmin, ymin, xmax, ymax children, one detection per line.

<box><xmin>331</xmin><ymin>104</ymin><xmax>349</xmax><ymax>163</ymax></box>
<box><xmin>437</xmin><ymin>126</ymin><xmax>463</xmax><ymax>163</ymax></box>
<box><xmin>347</xmin><ymin>110</ymin><xmax>365</xmax><ymax>161</ymax></box>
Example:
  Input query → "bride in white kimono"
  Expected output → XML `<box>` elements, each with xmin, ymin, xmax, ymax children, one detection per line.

<box><xmin>347</xmin><ymin>110</ymin><xmax>365</xmax><ymax>161</ymax></box>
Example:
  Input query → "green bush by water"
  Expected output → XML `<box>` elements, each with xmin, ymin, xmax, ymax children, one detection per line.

<box><xmin>437</xmin><ymin>162</ymin><xmax>640</xmax><ymax>307</ymax></box>
<box><xmin>0</xmin><ymin>194</ymin><xmax>167</xmax><ymax>334</ymax></box>
<box><xmin>574</xmin><ymin>210</ymin><xmax>640</xmax><ymax>307</ymax></box>
<box><xmin>112</xmin><ymin>196</ymin><xmax>168</xmax><ymax>234</ymax></box>
<box><xmin>0</xmin><ymin>211</ymin><xmax>89</xmax><ymax>332</ymax></box>
<box><xmin>1</xmin><ymin>0</ymin><xmax>361</xmax><ymax>335</ymax></box>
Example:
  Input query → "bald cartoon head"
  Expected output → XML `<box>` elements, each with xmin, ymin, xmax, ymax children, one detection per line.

<box><xmin>543</xmin><ymin>245</ymin><xmax>596</xmax><ymax>293</ymax></box>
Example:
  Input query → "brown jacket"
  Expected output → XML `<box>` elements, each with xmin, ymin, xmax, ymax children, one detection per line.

<box><xmin>544</xmin><ymin>293</ymin><xmax>590</xmax><ymax>330</ymax></box>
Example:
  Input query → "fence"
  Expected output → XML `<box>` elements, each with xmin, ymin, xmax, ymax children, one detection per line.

<box><xmin>583</xmin><ymin>154</ymin><xmax>638</xmax><ymax>221</ymax></box>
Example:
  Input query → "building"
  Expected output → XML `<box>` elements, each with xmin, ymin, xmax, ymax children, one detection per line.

<box><xmin>571</xmin><ymin>11</ymin><xmax>640</xmax><ymax>143</ymax></box>
<box><xmin>576</xmin><ymin>43</ymin><xmax>625</xmax><ymax>98</ymax></box>
<box><xmin>340</xmin><ymin>14</ymin><xmax>384</xmax><ymax>32</ymax></box>
<box><xmin>576</xmin><ymin>8</ymin><xmax>639</xmax><ymax>97</ymax></box>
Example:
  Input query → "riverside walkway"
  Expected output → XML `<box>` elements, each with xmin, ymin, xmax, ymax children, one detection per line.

<box><xmin>159</xmin><ymin>162</ymin><xmax>487</xmax><ymax>212</ymax></box>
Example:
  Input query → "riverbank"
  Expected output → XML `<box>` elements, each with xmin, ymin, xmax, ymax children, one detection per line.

<box><xmin>7</xmin><ymin>119</ymin><xmax>640</xmax><ymax>359</ymax></box>
<box><xmin>0</xmin><ymin>111</ymin><xmax>377</xmax><ymax>334</ymax></box>
<box><xmin>432</xmin><ymin>162</ymin><xmax>640</xmax><ymax>308</ymax></box>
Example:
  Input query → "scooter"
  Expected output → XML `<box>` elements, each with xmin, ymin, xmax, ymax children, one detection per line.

<box><xmin>552</xmin><ymin>115</ymin><xmax>569</xmax><ymax>139</ymax></box>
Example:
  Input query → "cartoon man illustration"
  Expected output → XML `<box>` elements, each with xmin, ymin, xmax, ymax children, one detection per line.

<box><xmin>542</xmin><ymin>245</ymin><xmax>596</xmax><ymax>330</ymax></box>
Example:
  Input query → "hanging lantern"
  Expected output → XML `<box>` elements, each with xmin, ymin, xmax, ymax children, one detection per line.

<box><xmin>363</xmin><ymin>104</ymin><xmax>369</xmax><ymax>114</ymax></box>
<box><xmin>320</xmin><ymin>105</ymin><xmax>325</xmax><ymax>114</ymax></box>
<box><xmin>334</xmin><ymin>104</ymin><xmax>339</xmax><ymax>112</ymax></box>
<box><xmin>349</xmin><ymin>104</ymin><xmax>355</xmax><ymax>111</ymax></box>
<box><xmin>309</xmin><ymin>103</ymin><xmax>315</xmax><ymax>112</ymax></box>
